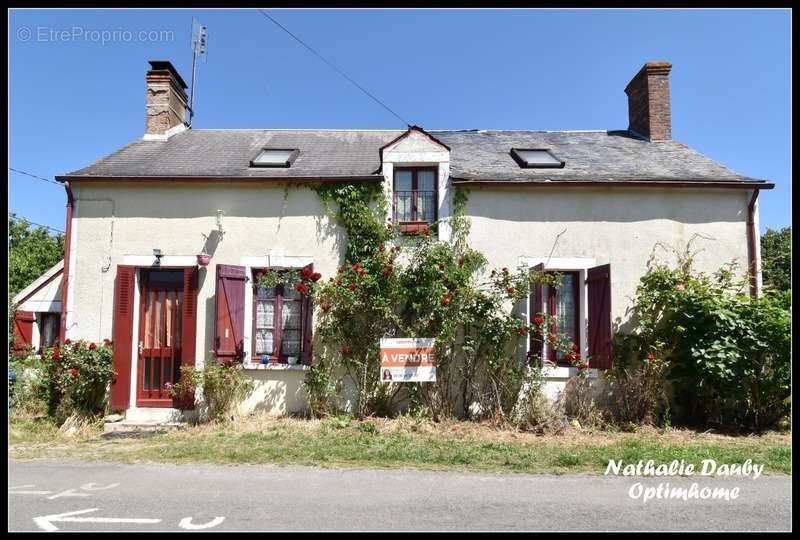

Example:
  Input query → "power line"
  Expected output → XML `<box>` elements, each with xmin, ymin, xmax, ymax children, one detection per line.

<box><xmin>9</xmin><ymin>167</ymin><xmax>62</xmax><ymax>186</ymax></box>
<box><xmin>9</xmin><ymin>213</ymin><xmax>65</xmax><ymax>234</ymax></box>
<box><xmin>257</xmin><ymin>10</ymin><xmax>411</xmax><ymax>127</ymax></box>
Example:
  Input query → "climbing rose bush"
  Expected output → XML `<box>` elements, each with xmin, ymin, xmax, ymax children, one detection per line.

<box><xmin>40</xmin><ymin>339</ymin><xmax>114</xmax><ymax>424</ymax></box>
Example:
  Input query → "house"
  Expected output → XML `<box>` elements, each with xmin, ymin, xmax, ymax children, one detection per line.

<box><xmin>11</xmin><ymin>260</ymin><xmax>64</xmax><ymax>355</ymax></box>
<box><xmin>51</xmin><ymin>60</ymin><xmax>773</xmax><ymax>421</ymax></box>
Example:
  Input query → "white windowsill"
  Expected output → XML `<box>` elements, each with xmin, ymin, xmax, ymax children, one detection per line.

<box><xmin>243</xmin><ymin>363</ymin><xmax>310</xmax><ymax>371</ymax></box>
<box><xmin>541</xmin><ymin>366</ymin><xmax>600</xmax><ymax>379</ymax></box>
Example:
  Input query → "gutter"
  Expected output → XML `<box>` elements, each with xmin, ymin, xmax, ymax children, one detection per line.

<box><xmin>59</xmin><ymin>181</ymin><xmax>74</xmax><ymax>343</ymax></box>
<box><xmin>747</xmin><ymin>189</ymin><xmax>761</xmax><ymax>298</ymax></box>
<box><xmin>54</xmin><ymin>175</ymin><xmax>384</xmax><ymax>184</ymax></box>
<box><xmin>450</xmin><ymin>178</ymin><xmax>776</xmax><ymax>190</ymax></box>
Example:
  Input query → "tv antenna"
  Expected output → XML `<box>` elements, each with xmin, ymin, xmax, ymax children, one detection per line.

<box><xmin>188</xmin><ymin>18</ymin><xmax>208</xmax><ymax>126</ymax></box>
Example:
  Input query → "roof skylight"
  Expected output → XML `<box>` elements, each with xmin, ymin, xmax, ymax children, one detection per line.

<box><xmin>510</xmin><ymin>148</ymin><xmax>565</xmax><ymax>169</ymax></box>
<box><xmin>251</xmin><ymin>148</ymin><xmax>299</xmax><ymax>168</ymax></box>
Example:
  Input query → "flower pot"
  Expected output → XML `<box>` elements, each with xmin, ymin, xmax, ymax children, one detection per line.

<box><xmin>197</xmin><ymin>253</ymin><xmax>211</xmax><ymax>266</ymax></box>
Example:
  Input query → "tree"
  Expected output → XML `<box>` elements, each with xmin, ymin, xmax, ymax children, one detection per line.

<box><xmin>8</xmin><ymin>214</ymin><xmax>64</xmax><ymax>298</ymax></box>
<box><xmin>761</xmin><ymin>227</ymin><xmax>791</xmax><ymax>292</ymax></box>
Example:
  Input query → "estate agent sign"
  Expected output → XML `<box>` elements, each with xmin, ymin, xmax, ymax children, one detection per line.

<box><xmin>379</xmin><ymin>338</ymin><xmax>436</xmax><ymax>382</ymax></box>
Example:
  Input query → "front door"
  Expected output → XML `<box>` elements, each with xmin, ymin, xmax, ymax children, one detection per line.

<box><xmin>137</xmin><ymin>269</ymin><xmax>184</xmax><ymax>407</ymax></box>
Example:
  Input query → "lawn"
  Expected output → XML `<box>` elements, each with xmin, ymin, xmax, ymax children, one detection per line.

<box><xmin>8</xmin><ymin>414</ymin><xmax>792</xmax><ymax>475</ymax></box>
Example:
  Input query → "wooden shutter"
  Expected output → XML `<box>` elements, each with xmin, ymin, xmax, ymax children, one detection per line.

<box><xmin>214</xmin><ymin>264</ymin><xmax>246</xmax><ymax>362</ymax></box>
<box><xmin>587</xmin><ymin>264</ymin><xmax>612</xmax><ymax>369</ymax></box>
<box><xmin>177</xmin><ymin>266</ymin><xmax>199</xmax><ymax>409</ymax></box>
<box><xmin>110</xmin><ymin>265</ymin><xmax>136</xmax><ymax>410</ymax></box>
<box><xmin>529</xmin><ymin>263</ymin><xmax>545</xmax><ymax>365</ymax></box>
<box><xmin>300</xmin><ymin>264</ymin><xmax>314</xmax><ymax>365</ymax></box>
<box><xmin>12</xmin><ymin>311</ymin><xmax>35</xmax><ymax>355</ymax></box>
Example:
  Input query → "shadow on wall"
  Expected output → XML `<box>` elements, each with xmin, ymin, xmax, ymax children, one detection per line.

<box><xmin>465</xmin><ymin>187</ymin><xmax>748</xmax><ymax>225</ymax></box>
<box><xmin>247</xmin><ymin>370</ymin><xmax>309</xmax><ymax>416</ymax></box>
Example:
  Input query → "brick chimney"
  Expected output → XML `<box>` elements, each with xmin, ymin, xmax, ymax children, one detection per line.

<box><xmin>145</xmin><ymin>60</ymin><xmax>189</xmax><ymax>139</ymax></box>
<box><xmin>624</xmin><ymin>61</ymin><xmax>672</xmax><ymax>141</ymax></box>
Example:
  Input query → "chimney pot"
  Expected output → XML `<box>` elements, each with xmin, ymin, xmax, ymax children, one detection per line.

<box><xmin>145</xmin><ymin>60</ymin><xmax>189</xmax><ymax>138</ymax></box>
<box><xmin>624</xmin><ymin>61</ymin><xmax>673</xmax><ymax>141</ymax></box>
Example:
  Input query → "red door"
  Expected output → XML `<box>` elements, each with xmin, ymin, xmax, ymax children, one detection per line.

<box><xmin>137</xmin><ymin>270</ymin><xmax>185</xmax><ymax>407</ymax></box>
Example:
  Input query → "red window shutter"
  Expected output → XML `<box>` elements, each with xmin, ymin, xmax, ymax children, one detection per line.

<box><xmin>110</xmin><ymin>265</ymin><xmax>136</xmax><ymax>410</ymax></box>
<box><xmin>12</xmin><ymin>311</ymin><xmax>35</xmax><ymax>355</ymax></box>
<box><xmin>587</xmin><ymin>264</ymin><xmax>612</xmax><ymax>369</ymax></box>
<box><xmin>214</xmin><ymin>264</ymin><xmax>246</xmax><ymax>362</ymax></box>
<box><xmin>177</xmin><ymin>266</ymin><xmax>199</xmax><ymax>409</ymax></box>
<box><xmin>529</xmin><ymin>263</ymin><xmax>545</xmax><ymax>364</ymax></box>
<box><xmin>301</xmin><ymin>264</ymin><xmax>314</xmax><ymax>365</ymax></box>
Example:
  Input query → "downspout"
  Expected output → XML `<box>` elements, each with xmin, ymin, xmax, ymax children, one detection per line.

<box><xmin>59</xmin><ymin>181</ymin><xmax>74</xmax><ymax>343</ymax></box>
<box><xmin>747</xmin><ymin>189</ymin><xmax>760</xmax><ymax>298</ymax></box>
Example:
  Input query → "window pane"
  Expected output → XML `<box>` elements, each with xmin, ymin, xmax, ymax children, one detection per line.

<box><xmin>281</xmin><ymin>330</ymin><xmax>301</xmax><ymax>356</ymax></box>
<box><xmin>395</xmin><ymin>170</ymin><xmax>412</xmax><ymax>191</ymax></box>
<box><xmin>417</xmin><ymin>170</ymin><xmax>436</xmax><ymax>191</ymax></box>
<box><xmin>515</xmin><ymin>149</ymin><xmax>561</xmax><ymax>166</ymax></box>
<box><xmin>396</xmin><ymin>192</ymin><xmax>412</xmax><ymax>221</ymax></box>
<box><xmin>253</xmin><ymin>149</ymin><xmax>294</xmax><ymax>165</ymax></box>
<box><xmin>256</xmin><ymin>329</ymin><xmax>275</xmax><ymax>355</ymax></box>
<box><xmin>555</xmin><ymin>274</ymin><xmax>578</xmax><ymax>361</ymax></box>
<box><xmin>256</xmin><ymin>298</ymin><xmax>275</xmax><ymax>328</ymax></box>
<box><xmin>282</xmin><ymin>301</ymin><xmax>301</xmax><ymax>329</ymax></box>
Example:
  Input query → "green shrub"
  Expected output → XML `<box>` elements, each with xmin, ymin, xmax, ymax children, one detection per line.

<box><xmin>171</xmin><ymin>360</ymin><xmax>254</xmax><ymax>423</ymax></box>
<box><xmin>40</xmin><ymin>339</ymin><xmax>114</xmax><ymax>425</ymax></box>
<box><xmin>624</xmin><ymin>242</ymin><xmax>791</xmax><ymax>430</ymax></box>
<box><xmin>9</xmin><ymin>353</ymin><xmax>49</xmax><ymax>416</ymax></box>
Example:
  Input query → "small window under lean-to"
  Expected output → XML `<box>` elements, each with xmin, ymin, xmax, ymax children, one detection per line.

<box><xmin>250</xmin><ymin>148</ymin><xmax>299</xmax><ymax>168</ymax></box>
<box><xmin>510</xmin><ymin>148</ymin><xmax>565</xmax><ymax>169</ymax></box>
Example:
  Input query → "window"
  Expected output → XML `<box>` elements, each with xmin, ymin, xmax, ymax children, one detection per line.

<box><xmin>252</xmin><ymin>272</ymin><xmax>304</xmax><ymax>363</ymax></box>
<box><xmin>250</xmin><ymin>148</ymin><xmax>299</xmax><ymax>168</ymax></box>
<box><xmin>510</xmin><ymin>148</ymin><xmax>565</xmax><ymax>169</ymax></box>
<box><xmin>541</xmin><ymin>272</ymin><xmax>580</xmax><ymax>367</ymax></box>
<box><xmin>393</xmin><ymin>167</ymin><xmax>438</xmax><ymax>232</ymax></box>
<box><xmin>38</xmin><ymin>313</ymin><xmax>60</xmax><ymax>349</ymax></box>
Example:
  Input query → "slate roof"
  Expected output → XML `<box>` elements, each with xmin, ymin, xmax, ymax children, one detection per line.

<box><xmin>61</xmin><ymin>128</ymin><xmax>769</xmax><ymax>185</ymax></box>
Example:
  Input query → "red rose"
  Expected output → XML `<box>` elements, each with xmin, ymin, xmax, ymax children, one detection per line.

<box><xmin>502</xmin><ymin>267</ymin><xmax>509</xmax><ymax>274</ymax></box>
<box><xmin>379</xmin><ymin>244</ymin><xmax>385</xmax><ymax>252</ymax></box>
<box><xmin>533</xmin><ymin>316</ymin><xmax>544</xmax><ymax>326</ymax></box>
<box><xmin>507</xmin><ymin>287</ymin><xmax>515</xmax><ymax>295</ymax></box>
<box><xmin>348</xmin><ymin>283</ymin><xmax>356</xmax><ymax>291</ymax></box>
<box><xmin>51</xmin><ymin>347</ymin><xmax>61</xmax><ymax>361</ymax></box>
<box><xmin>519</xmin><ymin>327</ymin><xmax>529</xmax><ymax>336</ymax></box>
<box><xmin>577</xmin><ymin>362</ymin><xmax>589</xmax><ymax>371</ymax></box>
<box><xmin>89</xmin><ymin>342</ymin><xmax>97</xmax><ymax>350</ymax></box>
<box><xmin>311</xmin><ymin>272</ymin><xmax>322</xmax><ymax>282</ymax></box>
<box><xmin>64</xmin><ymin>339</ymin><xmax>72</xmax><ymax>345</ymax></box>
<box><xmin>336</xmin><ymin>279</ymin><xmax>342</xmax><ymax>286</ymax></box>
<box><xmin>571</xmin><ymin>343</ymin><xmax>579</xmax><ymax>352</ymax></box>
<box><xmin>340</xmin><ymin>345</ymin><xmax>352</xmax><ymax>356</ymax></box>
<box><xmin>393</xmin><ymin>246</ymin><xmax>401</xmax><ymax>253</ymax></box>
<box><xmin>458</xmin><ymin>257</ymin><xmax>465</xmax><ymax>267</ymax></box>
<box><xmin>296</xmin><ymin>282</ymin><xmax>310</xmax><ymax>295</ymax></box>
<box><xmin>338</xmin><ymin>266</ymin><xmax>344</xmax><ymax>274</ymax></box>
<box><xmin>70</xmin><ymin>368</ymin><xmax>79</xmax><ymax>378</ymax></box>
<box><xmin>301</xmin><ymin>266</ymin><xmax>314</xmax><ymax>279</ymax></box>
<box><xmin>440</xmin><ymin>294</ymin><xmax>452</xmax><ymax>307</ymax></box>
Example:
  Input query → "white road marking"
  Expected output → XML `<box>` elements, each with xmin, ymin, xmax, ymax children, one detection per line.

<box><xmin>9</xmin><ymin>484</ymin><xmax>52</xmax><ymax>495</ymax></box>
<box><xmin>34</xmin><ymin>508</ymin><xmax>162</xmax><ymax>532</ymax></box>
<box><xmin>81</xmin><ymin>482</ymin><xmax>120</xmax><ymax>491</ymax></box>
<box><xmin>47</xmin><ymin>488</ymin><xmax>90</xmax><ymax>500</ymax></box>
<box><xmin>178</xmin><ymin>516</ymin><xmax>226</xmax><ymax>530</ymax></box>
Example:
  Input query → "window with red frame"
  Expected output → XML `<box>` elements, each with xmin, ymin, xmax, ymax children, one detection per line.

<box><xmin>252</xmin><ymin>274</ymin><xmax>304</xmax><ymax>363</ymax></box>
<box><xmin>393</xmin><ymin>167</ymin><xmax>437</xmax><ymax>232</ymax></box>
<box><xmin>542</xmin><ymin>272</ymin><xmax>581</xmax><ymax>366</ymax></box>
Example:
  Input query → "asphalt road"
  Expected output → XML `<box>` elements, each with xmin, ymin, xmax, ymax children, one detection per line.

<box><xmin>8</xmin><ymin>460</ymin><xmax>791</xmax><ymax>532</ymax></box>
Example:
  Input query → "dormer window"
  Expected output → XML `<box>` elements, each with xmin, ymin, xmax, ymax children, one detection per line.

<box><xmin>251</xmin><ymin>148</ymin><xmax>299</xmax><ymax>168</ymax></box>
<box><xmin>510</xmin><ymin>148</ymin><xmax>565</xmax><ymax>169</ymax></box>
<box><xmin>393</xmin><ymin>167</ymin><xmax>438</xmax><ymax>233</ymax></box>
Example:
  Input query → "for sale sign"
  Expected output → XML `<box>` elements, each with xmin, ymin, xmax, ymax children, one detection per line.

<box><xmin>379</xmin><ymin>338</ymin><xmax>436</xmax><ymax>382</ymax></box>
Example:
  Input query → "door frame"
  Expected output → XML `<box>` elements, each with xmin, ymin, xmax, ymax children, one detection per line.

<box><xmin>135</xmin><ymin>268</ymin><xmax>185</xmax><ymax>407</ymax></box>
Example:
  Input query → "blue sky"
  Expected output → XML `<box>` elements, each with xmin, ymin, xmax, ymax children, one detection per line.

<box><xmin>9</xmin><ymin>8</ymin><xmax>791</xmax><ymax>234</ymax></box>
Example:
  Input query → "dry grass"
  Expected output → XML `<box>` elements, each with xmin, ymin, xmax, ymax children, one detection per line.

<box><xmin>9</xmin><ymin>413</ymin><xmax>791</xmax><ymax>475</ymax></box>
